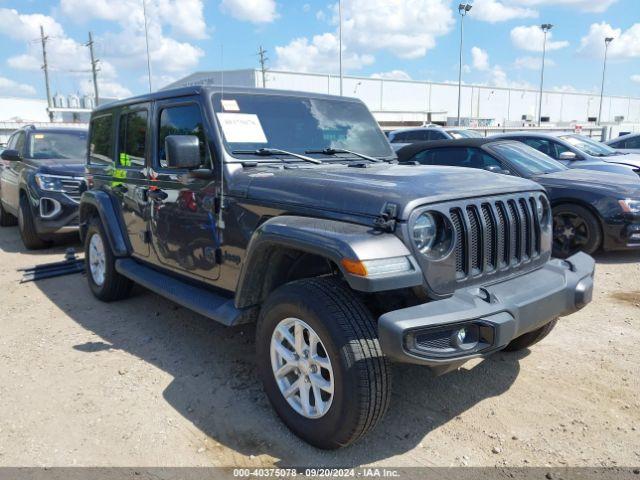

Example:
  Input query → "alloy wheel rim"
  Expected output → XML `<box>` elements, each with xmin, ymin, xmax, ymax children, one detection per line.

<box><xmin>270</xmin><ymin>317</ymin><xmax>334</xmax><ymax>419</ymax></box>
<box><xmin>88</xmin><ymin>233</ymin><xmax>106</xmax><ymax>287</ymax></box>
<box><xmin>553</xmin><ymin>213</ymin><xmax>590</xmax><ymax>255</ymax></box>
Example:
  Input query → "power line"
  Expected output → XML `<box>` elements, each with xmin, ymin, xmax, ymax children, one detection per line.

<box><xmin>257</xmin><ymin>46</ymin><xmax>268</xmax><ymax>88</ymax></box>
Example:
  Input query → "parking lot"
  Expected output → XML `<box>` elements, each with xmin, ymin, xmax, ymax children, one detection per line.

<box><xmin>0</xmin><ymin>225</ymin><xmax>638</xmax><ymax>468</ymax></box>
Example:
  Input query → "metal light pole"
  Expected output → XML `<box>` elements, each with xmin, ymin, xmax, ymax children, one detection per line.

<box><xmin>456</xmin><ymin>3</ymin><xmax>472</xmax><ymax>127</ymax></box>
<box><xmin>537</xmin><ymin>23</ymin><xmax>552</xmax><ymax>127</ymax></box>
<box><xmin>598</xmin><ymin>37</ymin><xmax>614</xmax><ymax>125</ymax></box>
<box><xmin>339</xmin><ymin>0</ymin><xmax>343</xmax><ymax>96</ymax></box>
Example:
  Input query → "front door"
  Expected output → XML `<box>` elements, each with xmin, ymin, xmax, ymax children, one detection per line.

<box><xmin>1</xmin><ymin>131</ymin><xmax>26</xmax><ymax>212</ymax></box>
<box><xmin>147</xmin><ymin>98</ymin><xmax>221</xmax><ymax>281</ymax></box>
<box><xmin>113</xmin><ymin>105</ymin><xmax>151</xmax><ymax>257</ymax></box>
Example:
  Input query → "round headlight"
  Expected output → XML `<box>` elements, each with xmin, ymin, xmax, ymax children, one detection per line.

<box><xmin>538</xmin><ymin>195</ymin><xmax>551</xmax><ymax>228</ymax></box>
<box><xmin>413</xmin><ymin>213</ymin><xmax>437</xmax><ymax>254</ymax></box>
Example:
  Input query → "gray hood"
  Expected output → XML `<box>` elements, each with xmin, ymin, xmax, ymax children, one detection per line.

<box><xmin>239</xmin><ymin>163</ymin><xmax>543</xmax><ymax>220</ymax></box>
<box><xmin>604</xmin><ymin>152</ymin><xmax>640</xmax><ymax>169</ymax></box>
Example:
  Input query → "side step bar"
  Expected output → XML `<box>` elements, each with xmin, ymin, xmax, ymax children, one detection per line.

<box><xmin>115</xmin><ymin>258</ymin><xmax>248</xmax><ymax>326</ymax></box>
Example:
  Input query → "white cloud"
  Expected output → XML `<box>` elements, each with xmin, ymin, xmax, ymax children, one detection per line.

<box><xmin>471</xmin><ymin>47</ymin><xmax>489</xmax><ymax>71</ymax></box>
<box><xmin>578</xmin><ymin>22</ymin><xmax>640</xmax><ymax>59</ymax></box>
<box><xmin>632</xmin><ymin>75</ymin><xmax>640</xmax><ymax>84</ymax></box>
<box><xmin>336</xmin><ymin>0</ymin><xmax>454</xmax><ymax>59</ymax></box>
<box><xmin>275</xmin><ymin>33</ymin><xmax>374</xmax><ymax>72</ymax></box>
<box><xmin>220</xmin><ymin>0</ymin><xmax>278</xmax><ymax>24</ymax></box>
<box><xmin>471</xmin><ymin>0</ymin><xmax>538</xmax><ymax>23</ymax></box>
<box><xmin>0</xmin><ymin>76</ymin><xmax>36</xmax><ymax>96</ymax></box>
<box><xmin>60</xmin><ymin>0</ymin><xmax>208</xmax><ymax>39</ymax></box>
<box><xmin>514</xmin><ymin>55</ymin><xmax>556</xmax><ymax>70</ymax></box>
<box><xmin>370</xmin><ymin>70</ymin><xmax>412</xmax><ymax>80</ymax></box>
<box><xmin>276</xmin><ymin>0</ymin><xmax>453</xmax><ymax>73</ymax></box>
<box><xmin>489</xmin><ymin>66</ymin><xmax>534</xmax><ymax>89</ymax></box>
<box><xmin>511</xmin><ymin>25</ymin><xmax>569</xmax><ymax>52</ymax></box>
<box><xmin>517</xmin><ymin>0</ymin><xmax>617</xmax><ymax>13</ymax></box>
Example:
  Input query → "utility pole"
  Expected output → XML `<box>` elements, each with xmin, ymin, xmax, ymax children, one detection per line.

<box><xmin>258</xmin><ymin>46</ymin><xmax>268</xmax><ymax>88</ymax></box>
<box><xmin>142</xmin><ymin>0</ymin><xmax>153</xmax><ymax>92</ymax></box>
<box><xmin>39</xmin><ymin>25</ymin><xmax>53</xmax><ymax>122</ymax></box>
<box><xmin>537</xmin><ymin>23</ymin><xmax>553</xmax><ymax>127</ymax></box>
<box><xmin>598</xmin><ymin>37</ymin><xmax>614</xmax><ymax>125</ymax></box>
<box><xmin>86</xmin><ymin>32</ymin><xmax>100</xmax><ymax>106</ymax></box>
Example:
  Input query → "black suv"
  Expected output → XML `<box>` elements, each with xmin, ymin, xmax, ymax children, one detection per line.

<box><xmin>0</xmin><ymin>125</ymin><xmax>88</xmax><ymax>248</ymax></box>
<box><xmin>79</xmin><ymin>86</ymin><xmax>595</xmax><ymax>449</ymax></box>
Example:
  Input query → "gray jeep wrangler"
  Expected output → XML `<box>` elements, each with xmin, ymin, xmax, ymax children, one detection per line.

<box><xmin>80</xmin><ymin>86</ymin><xmax>595</xmax><ymax>449</ymax></box>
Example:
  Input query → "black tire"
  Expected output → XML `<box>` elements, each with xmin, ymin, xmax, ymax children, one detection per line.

<box><xmin>503</xmin><ymin>318</ymin><xmax>558</xmax><ymax>352</ymax></box>
<box><xmin>18</xmin><ymin>195</ymin><xmax>48</xmax><ymax>249</ymax></box>
<box><xmin>0</xmin><ymin>201</ymin><xmax>17</xmax><ymax>227</ymax></box>
<box><xmin>84</xmin><ymin>216</ymin><xmax>133</xmax><ymax>302</ymax></box>
<box><xmin>256</xmin><ymin>277</ymin><xmax>391</xmax><ymax>449</ymax></box>
<box><xmin>552</xmin><ymin>204</ymin><xmax>602</xmax><ymax>258</ymax></box>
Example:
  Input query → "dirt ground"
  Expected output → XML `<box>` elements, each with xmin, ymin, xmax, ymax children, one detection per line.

<box><xmin>0</xmin><ymin>225</ymin><xmax>639</xmax><ymax>468</ymax></box>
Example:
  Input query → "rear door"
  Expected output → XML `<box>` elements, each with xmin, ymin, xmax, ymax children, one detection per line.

<box><xmin>147</xmin><ymin>97</ymin><xmax>221</xmax><ymax>281</ymax></box>
<box><xmin>1</xmin><ymin>131</ymin><xmax>26</xmax><ymax>212</ymax></box>
<box><xmin>114</xmin><ymin>104</ymin><xmax>151</xmax><ymax>257</ymax></box>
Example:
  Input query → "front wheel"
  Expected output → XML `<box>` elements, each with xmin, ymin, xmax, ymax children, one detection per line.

<box><xmin>18</xmin><ymin>195</ymin><xmax>48</xmax><ymax>249</ymax></box>
<box><xmin>552</xmin><ymin>204</ymin><xmax>601</xmax><ymax>258</ymax></box>
<box><xmin>256</xmin><ymin>277</ymin><xmax>391</xmax><ymax>449</ymax></box>
<box><xmin>503</xmin><ymin>318</ymin><xmax>558</xmax><ymax>352</ymax></box>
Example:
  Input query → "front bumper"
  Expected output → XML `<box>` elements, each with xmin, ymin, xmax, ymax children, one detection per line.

<box><xmin>31</xmin><ymin>192</ymin><xmax>80</xmax><ymax>236</ymax></box>
<box><xmin>378</xmin><ymin>252</ymin><xmax>595</xmax><ymax>368</ymax></box>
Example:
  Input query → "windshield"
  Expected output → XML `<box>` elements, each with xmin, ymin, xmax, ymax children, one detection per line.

<box><xmin>559</xmin><ymin>134</ymin><xmax>618</xmax><ymax>157</ymax></box>
<box><xmin>212</xmin><ymin>93</ymin><xmax>394</xmax><ymax>159</ymax></box>
<box><xmin>490</xmin><ymin>142</ymin><xmax>567</xmax><ymax>176</ymax></box>
<box><xmin>448</xmin><ymin>129</ymin><xmax>483</xmax><ymax>139</ymax></box>
<box><xmin>27</xmin><ymin>131</ymin><xmax>87</xmax><ymax>160</ymax></box>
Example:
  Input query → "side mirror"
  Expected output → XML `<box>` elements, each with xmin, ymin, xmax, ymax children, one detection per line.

<box><xmin>559</xmin><ymin>151</ymin><xmax>577</xmax><ymax>160</ymax></box>
<box><xmin>1</xmin><ymin>149</ymin><xmax>21</xmax><ymax>162</ymax></box>
<box><xmin>485</xmin><ymin>165</ymin><xmax>511</xmax><ymax>175</ymax></box>
<box><xmin>165</xmin><ymin>135</ymin><xmax>201</xmax><ymax>169</ymax></box>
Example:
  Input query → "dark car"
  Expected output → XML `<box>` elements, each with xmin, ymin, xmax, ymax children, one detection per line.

<box><xmin>387</xmin><ymin>126</ymin><xmax>482</xmax><ymax>151</ymax></box>
<box><xmin>491</xmin><ymin>131</ymin><xmax>640</xmax><ymax>178</ymax></box>
<box><xmin>79</xmin><ymin>86</ymin><xmax>594</xmax><ymax>448</ymax></box>
<box><xmin>397</xmin><ymin>138</ymin><xmax>640</xmax><ymax>258</ymax></box>
<box><xmin>606</xmin><ymin>132</ymin><xmax>640</xmax><ymax>154</ymax></box>
<box><xmin>0</xmin><ymin>125</ymin><xmax>88</xmax><ymax>249</ymax></box>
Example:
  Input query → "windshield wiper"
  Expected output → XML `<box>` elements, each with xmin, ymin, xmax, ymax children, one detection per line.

<box><xmin>305</xmin><ymin>148</ymin><xmax>382</xmax><ymax>163</ymax></box>
<box><xmin>232</xmin><ymin>148</ymin><xmax>322</xmax><ymax>165</ymax></box>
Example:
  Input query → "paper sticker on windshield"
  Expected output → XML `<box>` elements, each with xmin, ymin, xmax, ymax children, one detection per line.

<box><xmin>216</xmin><ymin>113</ymin><xmax>267</xmax><ymax>143</ymax></box>
<box><xmin>34</xmin><ymin>134</ymin><xmax>45</xmax><ymax>139</ymax></box>
<box><xmin>220</xmin><ymin>99</ymin><xmax>240</xmax><ymax>112</ymax></box>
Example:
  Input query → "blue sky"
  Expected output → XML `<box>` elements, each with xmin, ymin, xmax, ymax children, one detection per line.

<box><xmin>0</xmin><ymin>0</ymin><xmax>638</xmax><ymax>100</ymax></box>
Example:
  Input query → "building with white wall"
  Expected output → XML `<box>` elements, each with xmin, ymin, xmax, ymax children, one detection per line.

<box><xmin>164</xmin><ymin>69</ymin><xmax>640</xmax><ymax>128</ymax></box>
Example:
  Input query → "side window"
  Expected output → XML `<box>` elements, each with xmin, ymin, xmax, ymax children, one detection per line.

<box><xmin>391</xmin><ymin>132</ymin><xmax>408</xmax><ymax>143</ymax></box>
<box><xmin>626</xmin><ymin>137</ymin><xmax>640</xmax><ymax>149</ymax></box>
<box><xmin>608</xmin><ymin>139</ymin><xmax>624</xmax><ymax>148</ymax></box>
<box><xmin>520</xmin><ymin>138</ymin><xmax>554</xmax><ymax>158</ymax></box>
<box><xmin>158</xmin><ymin>104</ymin><xmax>209</xmax><ymax>169</ymax></box>
<box><xmin>412</xmin><ymin>147</ymin><xmax>501</xmax><ymax>170</ymax></box>
<box><xmin>550</xmin><ymin>141</ymin><xmax>572</xmax><ymax>158</ymax></box>
<box><xmin>89</xmin><ymin>114</ymin><xmax>114</xmax><ymax>164</ymax></box>
<box><xmin>429</xmin><ymin>130</ymin><xmax>447</xmax><ymax>140</ymax></box>
<box><xmin>14</xmin><ymin>132</ymin><xmax>26</xmax><ymax>155</ymax></box>
<box><xmin>118</xmin><ymin>109</ymin><xmax>148</xmax><ymax>167</ymax></box>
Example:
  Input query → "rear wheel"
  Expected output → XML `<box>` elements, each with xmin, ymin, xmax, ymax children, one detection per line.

<box><xmin>552</xmin><ymin>204</ymin><xmax>601</xmax><ymax>258</ymax></box>
<box><xmin>256</xmin><ymin>277</ymin><xmax>390</xmax><ymax>449</ymax></box>
<box><xmin>0</xmin><ymin>201</ymin><xmax>17</xmax><ymax>227</ymax></box>
<box><xmin>18</xmin><ymin>195</ymin><xmax>48</xmax><ymax>249</ymax></box>
<box><xmin>503</xmin><ymin>318</ymin><xmax>558</xmax><ymax>352</ymax></box>
<box><xmin>85</xmin><ymin>217</ymin><xmax>133</xmax><ymax>301</ymax></box>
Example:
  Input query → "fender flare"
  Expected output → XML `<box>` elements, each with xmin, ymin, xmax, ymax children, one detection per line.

<box><xmin>79</xmin><ymin>190</ymin><xmax>131</xmax><ymax>257</ymax></box>
<box><xmin>234</xmin><ymin>215</ymin><xmax>422</xmax><ymax>308</ymax></box>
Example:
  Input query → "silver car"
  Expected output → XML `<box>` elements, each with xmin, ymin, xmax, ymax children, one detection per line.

<box><xmin>491</xmin><ymin>131</ymin><xmax>640</xmax><ymax>178</ymax></box>
<box><xmin>387</xmin><ymin>126</ymin><xmax>482</xmax><ymax>151</ymax></box>
<box><xmin>606</xmin><ymin>132</ymin><xmax>640</xmax><ymax>154</ymax></box>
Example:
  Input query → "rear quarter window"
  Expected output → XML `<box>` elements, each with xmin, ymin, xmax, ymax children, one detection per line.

<box><xmin>89</xmin><ymin>113</ymin><xmax>114</xmax><ymax>164</ymax></box>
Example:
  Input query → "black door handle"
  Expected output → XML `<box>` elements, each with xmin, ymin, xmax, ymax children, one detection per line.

<box><xmin>148</xmin><ymin>189</ymin><xmax>168</xmax><ymax>201</ymax></box>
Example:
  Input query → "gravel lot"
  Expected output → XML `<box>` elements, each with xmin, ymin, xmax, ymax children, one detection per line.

<box><xmin>0</xmin><ymin>225</ymin><xmax>639</xmax><ymax>468</ymax></box>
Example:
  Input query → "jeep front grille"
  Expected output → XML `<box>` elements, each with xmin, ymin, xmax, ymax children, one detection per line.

<box><xmin>452</xmin><ymin>196</ymin><xmax>542</xmax><ymax>280</ymax></box>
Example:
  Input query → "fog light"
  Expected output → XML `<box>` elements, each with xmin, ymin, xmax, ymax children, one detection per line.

<box><xmin>455</xmin><ymin>328</ymin><xmax>466</xmax><ymax>344</ymax></box>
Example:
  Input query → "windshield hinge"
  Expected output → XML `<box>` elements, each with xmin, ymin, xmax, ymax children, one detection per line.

<box><xmin>374</xmin><ymin>202</ymin><xmax>398</xmax><ymax>233</ymax></box>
